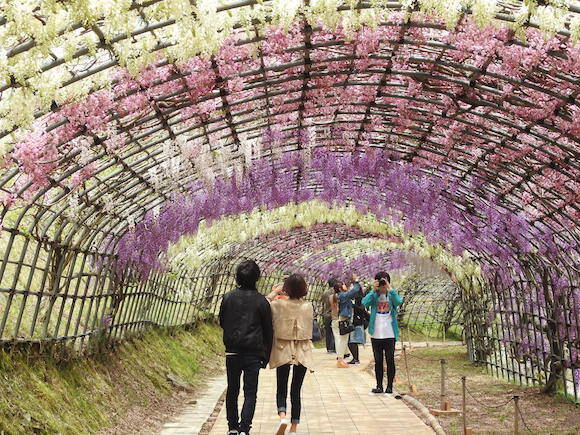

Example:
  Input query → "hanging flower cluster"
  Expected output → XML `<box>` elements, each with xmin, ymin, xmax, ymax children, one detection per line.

<box><xmin>293</xmin><ymin>249</ymin><xmax>411</xmax><ymax>283</ymax></box>
<box><xmin>116</xmin><ymin>149</ymin><xmax>570</xmax><ymax>285</ymax></box>
<box><xmin>166</xmin><ymin>201</ymin><xmax>478</xmax><ymax>289</ymax></box>
<box><xmin>1</xmin><ymin>0</ymin><xmax>577</xmax><ymax>133</ymax></box>
<box><xmin>3</xmin><ymin>13</ymin><xmax>577</xmax><ymax>237</ymax></box>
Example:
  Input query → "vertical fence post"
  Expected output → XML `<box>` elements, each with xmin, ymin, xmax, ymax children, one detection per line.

<box><xmin>513</xmin><ymin>395</ymin><xmax>519</xmax><ymax>435</ymax></box>
<box><xmin>440</xmin><ymin>359</ymin><xmax>447</xmax><ymax>410</ymax></box>
<box><xmin>462</xmin><ymin>376</ymin><xmax>467</xmax><ymax>434</ymax></box>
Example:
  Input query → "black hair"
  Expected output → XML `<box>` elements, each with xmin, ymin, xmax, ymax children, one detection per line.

<box><xmin>327</xmin><ymin>276</ymin><xmax>339</xmax><ymax>288</ymax></box>
<box><xmin>284</xmin><ymin>274</ymin><xmax>308</xmax><ymax>299</ymax></box>
<box><xmin>236</xmin><ymin>260</ymin><xmax>261</xmax><ymax>288</ymax></box>
<box><xmin>374</xmin><ymin>271</ymin><xmax>391</xmax><ymax>284</ymax></box>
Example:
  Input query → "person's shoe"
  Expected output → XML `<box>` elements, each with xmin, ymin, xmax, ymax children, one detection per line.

<box><xmin>385</xmin><ymin>386</ymin><xmax>394</xmax><ymax>395</ymax></box>
<box><xmin>347</xmin><ymin>359</ymin><xmax>360</xmax><ymax>365</ymax></box>
<box><xmin>276</xmin><ymin>418</ymin><xmax>288</xmax><ymax>435</ymax></box>
<box><xmin>227</xmin><ymin>431</ymin><xmax>239</xmax><ymax>435</ymax></box>
<box><xmin>327</xmin><ymin>349</ymin><xmax>336</xmax><ymax>353</ymax></box>
<box><xmin>371</xmin><ymin>386</ymin><xmax>383</xmax><ymax>393</ymax></box>
<box><xmin>344</xmin><ymin>353</ymin><xmax>350</xmax><ymax>358</ymax></box>
<box><xmin>336</xmin><ymin>360</ymin><xmax>349</xmax><ymax>368</ymax></box>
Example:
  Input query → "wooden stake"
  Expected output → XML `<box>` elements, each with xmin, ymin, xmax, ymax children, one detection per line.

<box><xmin>462</xmin><ymin>376</ymin><xmax>467</xmax><ymax>435</ymax></box>
<box><xmin>514</xmin><ymin>395</ymin><xmax>520</xmax><ymax>435</ymax></box>
<box><xmin>429</xmin><ymin>359</ymin><xmax>460</xmax><ymax>416</ymax></box>
<box><xmin>440</xmin><ymin>359</ymin><xmax>447</xmax><ymax>410</ymax></box>
<box><xmin>403</xmin><ymin>346</ymin><xmax>412</xmax><ymax>389</ymax></box>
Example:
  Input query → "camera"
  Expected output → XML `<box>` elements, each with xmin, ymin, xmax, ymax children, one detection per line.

<box><xmin>378</xmin><ymin>278</ymin><xmax>387</xmax><ymax>286</ymax></box>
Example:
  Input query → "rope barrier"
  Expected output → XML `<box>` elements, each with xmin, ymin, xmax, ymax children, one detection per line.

<box><xmin>405</xmin><ymin>352</ymin><xmax>444</xmax><ymax>362</ymax></box>
<box><xmin>516</xmin><ymin>403</ymin><xmax>535</xmax><ymax>433</ymax></box>
<box><xmin>399</xmin><ymin>349</ymin><xmax>536</xmax><ymax>434</ymax></box>
<box><xmin>464</xmin><ymin>385</ymin><xmax>515</xmax><ymax>410</ymax></box>
<box><xmin>445</xmin><ymin>376</ymin><xmax>464</xmax><ymax>388</ymax></box>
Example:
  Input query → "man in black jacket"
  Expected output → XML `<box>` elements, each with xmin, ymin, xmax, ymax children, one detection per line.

<box><xmin>219</xmin><ymin>260</ymin><xmax>273</xmax><ymax>435</ymax></box>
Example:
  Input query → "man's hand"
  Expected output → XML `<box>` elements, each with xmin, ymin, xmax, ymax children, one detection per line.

<box><xmin>351</xmin><ymin>273</ymin><xmax>359</xmax><ymax>282</ymax></box>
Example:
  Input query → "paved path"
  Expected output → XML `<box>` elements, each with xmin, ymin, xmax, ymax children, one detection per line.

<box><xmin>160</xmin><ymin>343</ymin><xmax>461</xmax><ymax>434</ymax></box>
<box><xmin>208</xmin><ymin>346</ymin><xmax>433</xmax><ymax>435</ymax></box>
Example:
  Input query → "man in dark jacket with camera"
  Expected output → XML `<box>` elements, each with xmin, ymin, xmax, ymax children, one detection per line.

<box><xmin>219</xmin><ymin>260</ymin><xmax>273</xmax><ymax>435</ymax></box>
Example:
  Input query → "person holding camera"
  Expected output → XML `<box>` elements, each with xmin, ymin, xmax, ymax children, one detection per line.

<box><xmin>362</xmin><ymin>271</ymin><xmax>403</xmax><ymax>394</ymax></box>
<box><xmin>330</xmin><ymin>275</ymin><xmax>362</xmax><ymax>368</ymax></box>
<box><xmin>266</xmin><ymin>274</ymin><xmax>314</xmax><ymax>435</ymax></box>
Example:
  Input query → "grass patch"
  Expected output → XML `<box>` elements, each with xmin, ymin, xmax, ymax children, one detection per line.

<box><xmin>394</xmin><ymin>345</ymin><xmax>579</xmax><ymax>434</ymax></box>
<box><xmin>398</xmin><ymin>325</ymin><xmax>463</xmax><ymax>343</ymax></box>
<box><xmin>0</xmin><ymin>323</ymin><xmax>225</xmax><ymax>434</ymax></box>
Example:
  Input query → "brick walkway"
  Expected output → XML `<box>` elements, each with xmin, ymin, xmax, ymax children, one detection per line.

<box><xmin>208</xmin><ymin>347</ymin><xmax>433</xmax><ymax>435</ymax></box>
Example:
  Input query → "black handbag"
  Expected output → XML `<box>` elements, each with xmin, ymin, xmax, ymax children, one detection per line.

<box><xmin>338</xmin><ymin>319</ymin><xmax>355</xmax><ymax>335</ymax></box>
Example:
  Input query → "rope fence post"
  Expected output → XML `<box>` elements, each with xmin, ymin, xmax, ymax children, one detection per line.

<box><xmin>440</xmin><ymin>359</ymin><xmax>446</xmax><ymax>410</ymax></box>
<box><xmin>514</xmin><ymin>395</ymin><xmax>520</xmax><ymax>435</ymax></box>
<box><xmin>402</xmin><ymin>345</ymin><xmax>419</xmax><ymax>394</ymax></box>
<box><xmin>429</xmin><ymin>359</ymin><xmax>460</xmax><ymax>416</ymax></box>
<box><xmin>461</xmin><ymin>376</ymin><xmax>472</xmax><ymax>435</ymax></box>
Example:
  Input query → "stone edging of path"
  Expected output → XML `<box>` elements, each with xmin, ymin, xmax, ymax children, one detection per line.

<box><xmin>159</xmin><ymin>376</ymin><xmax>227</xmax><ymax>435</ymax></box>
<box><xmin>199</xmin><ymin>391</ymin><xmax>226</xmax><ymax>434</ymax></box>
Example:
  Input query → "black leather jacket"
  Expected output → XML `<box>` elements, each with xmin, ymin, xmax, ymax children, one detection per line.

<box><xmin>218</xmin><ymin>287</ymin><xmax>273</xmax><ymax>365</ymax></box>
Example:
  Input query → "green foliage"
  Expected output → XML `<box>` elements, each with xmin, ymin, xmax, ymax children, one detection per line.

<box><xmin>0</xmin><ymin>323</ymin><xmax>224</xmax><ymax>434</ymax></box>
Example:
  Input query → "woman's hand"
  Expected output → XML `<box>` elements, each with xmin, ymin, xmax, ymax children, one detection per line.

<box><xmin>351</xmin><ymin>273</ymin><xmax>359</xmax><ymax>282</ymax></box>
<box><xmin>373</xmin><ymin>280</ymin><xmax>379</xmax><ymax>290</ymax></box>
<box><xmin>266</xmin><ymin>284</ymin><xmax>284</xmax><ymax>301</ymax></box>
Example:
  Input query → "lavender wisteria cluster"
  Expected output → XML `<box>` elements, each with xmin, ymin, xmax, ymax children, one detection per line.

<box><xmin>116</xmin><ymin>149</ymin><xmax>571</xmax><ymax>279</ymax></box>
<box><xmin>290</xmin><ymin>249</ymin><xmax>410</xmax><ymax>283</ymax></box>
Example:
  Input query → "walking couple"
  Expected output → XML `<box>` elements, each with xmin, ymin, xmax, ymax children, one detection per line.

<box><xmin>219</xmin><ymin>260</ymin><xmax>313</xmax><ymax>435</ymax></box>
<box><xmin>323</xmin><ymin>271</ymin><xmax>403</xmax><ymax>394</ymax></box>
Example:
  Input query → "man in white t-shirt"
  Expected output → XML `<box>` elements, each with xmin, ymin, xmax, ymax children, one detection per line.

<box><xmin>361</xmin><ymin>271</ymin><xmax>404</xmax><ymax>394</ymax></box>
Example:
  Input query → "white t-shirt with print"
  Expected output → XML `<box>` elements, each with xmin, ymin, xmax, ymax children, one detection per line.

<box><xmin>372</xmin><ymin>293</ymin><xmax>394</xmax><ymax>339</ymax></box>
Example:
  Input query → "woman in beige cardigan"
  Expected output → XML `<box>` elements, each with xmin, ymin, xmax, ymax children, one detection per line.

<box><xmin>266</xmin><ymin>274</ymin><xmax>314</xmax><ymax>435</ymax></box>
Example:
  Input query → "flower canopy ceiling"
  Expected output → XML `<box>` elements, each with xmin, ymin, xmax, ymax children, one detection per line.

<box><xmin>0</xmin><ymin>0</ymin><xmax>577</xmax><ymax>271</ymax></box>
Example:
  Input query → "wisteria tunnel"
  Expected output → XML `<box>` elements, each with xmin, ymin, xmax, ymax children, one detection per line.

<box><xmin>0</xmin><ymin>0</ymin><xmax>578</xmax><ymax>407</ymax></box>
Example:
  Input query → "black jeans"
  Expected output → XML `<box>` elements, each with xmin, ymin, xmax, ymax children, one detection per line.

<box><xmin>226</xmin><ymin>355</ymin><xmax>262</xmax><ymax>433</ymax></box>
<box><xmin>348</xmin><ymin>342</ymin><xmax>359</xmax><ymax>361</ymax></box>
<box><xmin>276</xmin><ymin>364</ymin><xmax>307</xmax><ymax>424</ymax></box>
<box><xmin>323</xmin><ymin>316</ymin><xmax>335</xmax><ymax>351</ymax></box>
<box><xmin>371</xmin><ymin>338</ymin><xmax>396</xmax><ymax>389</ymax></box>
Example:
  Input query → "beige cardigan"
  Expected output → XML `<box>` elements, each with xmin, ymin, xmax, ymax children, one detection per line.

<box><xmin>269</xmin><ymin>299</ymin><xmax>314</xmax><ymax>370</ymax></box>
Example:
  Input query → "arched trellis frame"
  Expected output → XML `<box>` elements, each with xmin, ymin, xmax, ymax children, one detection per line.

<box><xmin>0</xmin><ymin>0</ymin><xmax>578</xmax><ymax>402</ymax></box>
